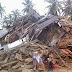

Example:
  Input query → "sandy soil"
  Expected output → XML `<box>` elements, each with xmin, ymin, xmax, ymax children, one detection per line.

<box><xmin>54</xmin><ymin>68</ymin><xmax>72</xmax><ymax>72</ymax></box>
<box><xmin>31</xmin><ymin>68</ymin><xmax>72</xmax><ymax>72</ymax></box>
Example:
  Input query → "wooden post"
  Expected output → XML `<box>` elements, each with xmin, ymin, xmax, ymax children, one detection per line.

<box><xmin>54</xmin><ymin>49</ymin><xmax>66</xmax><ymax>66</ymax></box>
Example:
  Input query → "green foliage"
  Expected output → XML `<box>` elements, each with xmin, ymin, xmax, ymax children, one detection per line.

<box><xmin>0</xmin><ymin>3</ymin><xmax>5</xmax><ymax>18</ymax></box>
<box><xmin>22</xmin><ymin>0</ymin><xmax>33</xmax><ymax>13</ymax></box>
<box><xmin>45</xmin><ymin>0</ymin><xmax>72</xmax><ymax>17</ymax></box>
<box><xmin>7</xmin><ymin>14</ymin><xmax>13</xmax><ymax>24</ymax></box>
<box><xmin>45</xmin><ymin>0</ymin><xmax>63</xmax><ymax>15</ymax></box>
<box><xmin>62</xmin><ymin>0</ymin><xmax>72</xmax><ymax>16</ymax></box>
<box><xmin>11</xmin><ymin>9</ymin><xmax>20</xmax><ymax>21</ymax></box>
<box><xmin>3</xmin><ymin>16</ymin><xmax>9</xmax><ymax>26</ymax></box>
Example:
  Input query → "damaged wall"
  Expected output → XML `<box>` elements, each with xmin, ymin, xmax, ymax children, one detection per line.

<box><xmin>38</xmin><ymin>23</ymin><xmax>66</xmax><ymax>47</ymax></box>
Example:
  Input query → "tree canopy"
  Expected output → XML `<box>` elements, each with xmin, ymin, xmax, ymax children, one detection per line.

<box><xmin>0</xmin><ymin>3</ymin><xmax>5</xmax><ymax>18</ymax></box>
<box><xmin>45</xmin><ymin>0</ymin><xmax>62</xmax><ymax>15</ymax></box>
<box><xmin>62</xmin><ymin>0</ymin><xmax>72</xmax><ymax>16</ymax></box>
<box><xmin>11</xmin><ymin>9</ymin><xmax>20</xmax><ymax>21</ymax></box>
<box><xmin>22</xmin><ymin>0</ymin><xmax>33</xmax><ymax>14</ymax></box>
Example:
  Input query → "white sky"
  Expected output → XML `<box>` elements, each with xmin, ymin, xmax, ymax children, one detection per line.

<box><xmin>0</xmin><ymin>0</ymin><xmax>63</xmax><ymax>16</ymax></box>
<box><xmin>0</xmin><ymin>0</ymin><xmax>49</xmax><ymax>16</ymax></box>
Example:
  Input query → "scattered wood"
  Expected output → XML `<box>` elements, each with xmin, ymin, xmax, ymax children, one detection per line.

<box><xmin>0</xmin><ymin>16</ymin><xmax>72</xmax><ymax>72</ymax></box>
<box><xmin>12</xmin><ymin>65</ymin><xmax>21</xmax><ymax>69</ymax></box>
<box><xmin>24</xmin><ymin>58</ymin><xmax>32</xmax><ymax>63</ymax></box>
<box><xmin>0</xmin><ymin>70</ymin><xmax>8</xmax><ymax>72</ymax></box>
<box><xmin>4</xmin><ymin>54</ymin><xmax>10</xmax><ymax>63</ymax></box>
<box><xmin>22</xmin><ymin>68</ymin><xmax>32</xmax><ymax>72</ymax></box>
<box><xmin>15</xmin><ymin>53</ymin><xmax>22</xmax><ymax>61</ymax></box>
<box><xmin>1</xmin><ymin>61</ymin><xmax>18</xmax><ymax>68</ymax></box>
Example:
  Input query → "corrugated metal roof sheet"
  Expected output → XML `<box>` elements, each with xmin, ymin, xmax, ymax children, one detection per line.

<box><xmin>0</xmin><ymin>28</ymin><xmax>8</xmax><ymax>38</ymax></box>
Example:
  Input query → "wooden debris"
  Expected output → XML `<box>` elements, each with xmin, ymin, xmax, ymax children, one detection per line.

<box><xmin>15</xmin><ymin>53</ymin><xmax>22</xmax><ymax>61</ymax></box>
<box><xmin>1</xmin><ymin>61</ymin><xmax>18</xmax><ymax>68</ymax></box>
<box><xmin>12</xmin><ymin>65</ymin><xmax>21</xmax><ymax>69</ymax></box>
<box><xmin>0</xmin><ymin>38</ymin><xmax>72</xmax><ymax>71</ymax></box>
<box><xmin>22</xmin><ymin>68</ymin><xmax>32</xmax><ymax>72</ymax></box>
<box><xmin>0</xmin><ymin>70</ymin><xmax>8</xmax><ymax>72</ymax></box>
<box><xmin>4</xmin><ymin>54</ymin><xmax>10</xmax><ymax>63</ymax></box>
<box><xmin>24</xmin><ymin>65</ymin><xmax>33</xmax><ymax>69</ymax></box>
<box><xmin>24</xmin><ymin>58</ymin><xmax>32</xmax><ymax>63</ymax></box>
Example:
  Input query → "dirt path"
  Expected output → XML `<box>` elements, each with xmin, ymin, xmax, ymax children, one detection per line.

<box><xmin>54</xmin><ymin>68</ymin><xmax>72</xmax><ymax>72</ymax></box>
<box><xmin>31</xmin><ymin>68</ymin><xmax>72</xmax><ymax>72</ymax></box>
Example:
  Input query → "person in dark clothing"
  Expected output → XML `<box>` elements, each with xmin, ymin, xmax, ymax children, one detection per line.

<box><xmin>43</xmin><ymin>52</ymin><xmax>51</xmax><ymax>64</ymax></box>
<box><xmin>43</xmin><ymin>52</ymin><xmax>54</xmax><ymax>72</ymax></box>
<box><xmin>47</xmin><ymin>52</ymin><xmax>54</xmax><ymax>72</ymax></box>
<box><xmin>43</xmin><ymin>54</ymin><xmax>48</xmax><ymax>64</ymax></box>
<box><xmin>48</xmin><ymin>55</ymin><xmax>54</xmax><ymax>72</ymax></box>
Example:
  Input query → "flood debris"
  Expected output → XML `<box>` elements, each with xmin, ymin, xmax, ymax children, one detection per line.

<box><xmin>0</xmin><ymin>15</ymin><xmax>72</xmax><ymax>72</ymax></box>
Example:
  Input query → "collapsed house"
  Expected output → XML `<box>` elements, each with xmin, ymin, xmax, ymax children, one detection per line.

<box><xmin>0</xmin><ymin>15</ymin><xmax>72</xmax><ymax>72</ymax></box>
<box><xmin>0</xmin><ymin>14</ymin><xmax>72</xmax><ymax>56</ymax></box>
<box><xmin>57</xmin><ymin>18</ymin><xmax>72</xmax><ymax>48</ymax></box>
<box><xmin>24</xmin><ymin>15</ymin><xmax>66</xmax><ymax>47</ymax></box>
<box><xmin>20</xmin><ymin>15</ymin><xmax>72</xmax><ymax>51</ymax></box>
<box><xmin>0</xmin><ymin>28</ymin><xmax>8</xmax><ymax>46</ymax></box>
<box><xmin>22</xmin><ymin>15</ymin><xmax>72</xmax><ymax>64</ymax></box>
<box><xmin>0</xmin><ymin>10</ymin><xmax>41</xmax><ymax>46</ymax></box>
<box><xmin>7</xmin><ymin>13</ymin><xmax>40</xmax><ymax>43</ymax></box>
<box><xmin>0</xmin><ymin>28</ymin><xmax>8</xmax><ymax>39</ymax></box>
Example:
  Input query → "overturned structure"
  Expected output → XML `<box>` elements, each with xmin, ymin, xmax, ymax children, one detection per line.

<box><xmin>0</xmin><ymin>14</ymin><xmax>72</xmax><ymax>72</ymax></box>
<box><xmin>24</xmin><ymin>15</ymin><xmax>66</xmax><ymax>47</ymax></box>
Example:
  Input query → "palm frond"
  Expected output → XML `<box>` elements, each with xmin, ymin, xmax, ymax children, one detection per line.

<box><xmin>22</xmin><ymin>0</ymin><xmax>33</xmax><ymax>13</ymax></box>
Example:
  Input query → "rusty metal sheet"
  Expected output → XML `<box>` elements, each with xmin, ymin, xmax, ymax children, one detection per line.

<box><xmin>37</xmin><ymin>16</ymin><xmax>58</xmax><ymax>30</ymax></box>
<box><xmin>0</xmin><ymin>28</ymin><xmax>8</xmax><ymax>38</ymax></box>
<box><xmin>28</xmin><ymin>24</ymin><xmax>40</xmax><ymax>40</ymax></box>
<box><xmin>28</xmin><ymin>15</ymin><xmax>58</xmax><ymax>40</ymax></box>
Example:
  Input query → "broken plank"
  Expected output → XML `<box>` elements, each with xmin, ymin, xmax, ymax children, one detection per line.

<box><xmin>1</xmin><ymin>61</ymin><xmax>18</xmax><ymax>68</ymax></box>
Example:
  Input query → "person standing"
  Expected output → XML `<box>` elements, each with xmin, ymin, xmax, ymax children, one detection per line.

<box><xmin>47</xmin><ymin>52</ymin><xmax>54</xmax><ymax>72</ymax></box>
<box><xmin>33</xmin><ymin>51</ymin><xmax>45</xmax><ymax>72</ymax></box>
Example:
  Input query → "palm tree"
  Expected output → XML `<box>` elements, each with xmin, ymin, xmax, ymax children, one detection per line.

<box><xmin>45</xmin><ymin>0</ymin><xmax>62</xmax><ymax>15</ymax></box>
<box><xmin>3</xmin><ymin>14</ymin><xmax>13</xmax><ymax>26</ymax></box>
<box><xmin>8</xmin><ymin>14</ymin><xmax>13</xmax><ymax>25</ymax></box>
<box><xmin>11</xmin><ymin>9</ymin><xmax>20</xmax><ymax>21</ymax></box>
<box><xmin>0</xmin><ymin>3</ymin><xmax>5</xmax><ymax>18</ymax></box>
<box><xmin>22</xmin><ymin>0</ymin><xmax>33</xmax><ymax>14</ymax></box>
<box><xmin>62</xmin><ymin>0</ymin><xmax>72</xmax><ymax>16</ymax></box>
<box><xmin>3</xmin><ymin>16</ymin><xmax>9</xmax><ymax>26</ymax></box>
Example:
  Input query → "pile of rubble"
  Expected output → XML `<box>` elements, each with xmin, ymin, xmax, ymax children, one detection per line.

<box><xmin>0</xmin><ymin>42</ymin><xmax>49</xmax><ymax>72</ymax></box>
<box><xmin>20</xmin><ymin>15</ymin><xmax>72</xmax><ymax>66</ymax></box>
<box><xmin>0</xmin><ymin>40</ymin><xmax>72</xmax><ymax>72</ymax></box>
<box><xmin>0</xmin><ymin>10</ymin><xmax>41</xmax><ymax>45</ymax></box>
<box><xmin>0</xmin><ymin>15</ymin><xmax>72</xmax><ymax>72</ymax></box>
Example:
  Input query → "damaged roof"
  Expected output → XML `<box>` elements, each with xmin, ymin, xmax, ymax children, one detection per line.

<box><xmin>22</xmin><ymin>15</ymin><xmax>66</xmax><ymax>47</ymax></box>
<box><xmin>0</xmin><ymin>28</ymin><xmax>8</xmax><ymax>38</ymax></box>
<box><xmin>28</xmin><ymin>15</ymin><xmax>59</xmax><ymax>40</ymax></box>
